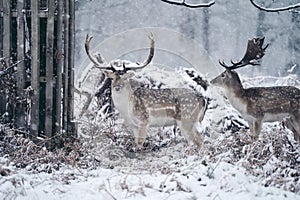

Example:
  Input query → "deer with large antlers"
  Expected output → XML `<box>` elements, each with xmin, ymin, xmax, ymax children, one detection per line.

<box><xmin>85</xmin><ymin>34</ymin><xmax>207</xmax><ymax>148</ymax></box>
<box><xmin>211</xmin><ymin>37</ymin><xmax>300</xmax><ymax>142</ymax></box>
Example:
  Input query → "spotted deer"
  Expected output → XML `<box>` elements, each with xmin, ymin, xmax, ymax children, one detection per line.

<box><xmin>211</xmin><ymin>37</ymin><xmax>300</xmax><ymax>142</ymax></box>
<box><xmin>85</xmin><ymin>34</ymin><xmax>207</xmax><ymax>147</ymax></box>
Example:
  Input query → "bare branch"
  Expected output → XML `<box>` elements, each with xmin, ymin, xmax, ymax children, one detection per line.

<box><xmin>250</xmin><ymin>0</ymin><xmax>300</xmax><ymax>12</ymax></box>
<box><xmin>0</xmin><ymin>59</ymin><xmax>25</xmax><ymax>77</ymax></box>
<box><xmin>161</xmin><ymin>0</ymin><xmax>215</xmax><ymax>8</ymax></box>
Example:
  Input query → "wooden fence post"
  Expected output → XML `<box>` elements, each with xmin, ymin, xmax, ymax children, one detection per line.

<box><xmin>2</xmin><ymin>0</ymin><xmax>12</xmax><ymax>123</ymax></box>
<box><xmin>62</xmin><ymin>0</ymin><xmax>76</xmax><ymax>136</ymax></box>
<box><xmin>16</xmin><ymin>0</ymin><xmax>26</xmax><ymax>131</ymax></box>
<box><xmin>0</xmin><ymin>1</ymin><xmax>3</xmax><ymax>115</ymax></box>
<box><xmin>54</xmin><ymin>0</ymin><xmax>63</xmax><ymax>135</ymax></box>
<box><xmin>45</xmin><ymin>0</ymin><xmax>55</xmax><ymax>140</ymax></box>
<box><xmin>68</xmin><ymin>0</ymin><xmax>76</xmax><ymax>136</ymax></box>
<box><xmin>0</xmin><ymin>1</ymin><xmax>3</xmax><ymax>58</ymax></box>
<box><xmin>3</xmin><ymin>0</ymin><xmax>10</xmax><ymax>62</ymax></box>
<box><xmin>63</xmin><ymin>0</ymin><xmax>70</xmax><ymax>134</ymax></box>
<box><xmin>30</xmin><ymin>0</ymin><xmax>40</xmax><ymax>139</ymax></box>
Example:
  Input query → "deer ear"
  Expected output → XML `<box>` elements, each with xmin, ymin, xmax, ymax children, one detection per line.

<box><xmin>121</xmin><ymin>72</ymin><xmax>134</xmax><ymax>80</ymax></box>
<box><xmin>103</xmin><ymin>70</ymin><xmax>115</xmax><ymax>79</ymax></box>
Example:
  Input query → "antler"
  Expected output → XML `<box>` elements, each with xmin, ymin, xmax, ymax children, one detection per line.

<box><xmin>85</xmin><ymin>34</ymin><xmax>112</xmax><ymax>70</ymax></box>
<box><xmin>219</xmin><ymin>37</ymin><xmax>269</xmax><ymax>70</ymax></box>
<box><xmin>124</xmin><ymin>33</ymin><xmax>155</xmax><ymax>71</ymax></box>
<box><xmin>85</xmin><ymin>34</ymin><xmax>155</xmax><ymax>72</ymax></box>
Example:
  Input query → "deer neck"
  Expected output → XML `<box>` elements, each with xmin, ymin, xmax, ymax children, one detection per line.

<box><xmin>225</xmin><ymin>83</ymin><xmax>244</xmax><ymax>99</ymax></box>
<box><xmin>111</xmin><ymin>80</ymin><xmax>134</xmax><ymax>119</ymax></box>
<box><xmin>222</xmin><ymin>71</ymin><xmax>245</xmax><ymax>100</ymax></box>
<box><xmin>223</xmin><ymin>81</ymin><xmax>248</xmax><ymax>114</ymax></box>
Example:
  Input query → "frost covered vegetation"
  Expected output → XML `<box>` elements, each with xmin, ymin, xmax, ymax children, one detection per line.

<box><xmin>0</xmin><ymin>67</ymin><xmax>299</xmax><ymax>199</ymax></box>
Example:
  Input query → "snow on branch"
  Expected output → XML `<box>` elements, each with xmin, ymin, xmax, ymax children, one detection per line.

<box><xmin>250</xmin><ymin>0</ymin><xmax>300</xmax><ymax>12</ymax></box>
<box><xmin>161</xmin><ymin>0</ymin><xmax>215</xmax><ymax>8</ymax></box>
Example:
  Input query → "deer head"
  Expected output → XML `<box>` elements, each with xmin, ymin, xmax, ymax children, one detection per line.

<box><xmin>211</xmin><ymin>37</ymin><xmax>269</xmax><ymax>92</ymax></box>
<box><xmin>85</xmin><ymin>33</ymin><xmax>155</xmax><ymax>108</ymax></box>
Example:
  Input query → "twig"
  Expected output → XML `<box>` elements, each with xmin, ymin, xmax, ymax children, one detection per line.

<box><xmin>207</xmin><ymin>157</ymin><xmax>222</xmax><ymax>179</ymax></box>
<box><xmin>101</xmin><ymin>188</ymin><xmax>117</xmax><ymax>200</ymax></box>
<box><xmin>250</xmin><ymin>0</ymin><xmax>300</xmax><ymax>12</ymax></box>
<box><xmin>161</xmin><ymin>0</ymin><xmax>215</xmax><ymax>8</ymax></box>
<box><xmin>0</xmin><ymin>59</ymin><xmax>25</xmax><ymax>77</ymax></box>
<box><xmin>159</xmin><ymin>174</ymin><xmax>172</xmax><ymax>191</ymax></box>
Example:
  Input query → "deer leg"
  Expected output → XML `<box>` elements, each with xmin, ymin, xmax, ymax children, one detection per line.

<box><xmin>249</xmin><ymin>119</ymin><xmax>262</xmax><ymax>140</ymax></box>
<box><xmin>133</xmin><ymin>123</ymin><xmax>148</xmax><ymax>147</ymax></box>
<box><xmin>178</xmin><ymin>120</ymin><xmax>203</xmax><ymax>147</ymax></box>
<box><xmin>177</xmin><ymin>120</ymin><xmax>192</xmax><ymax>145</ymax></box>
<box><xmin>248</xmin><ymin>119</ymin><xmax>254</xmax><ymax>134</ymax></box>
<box><xmin>131</xmin><ymin>126</ymin><xmax>139</xmax><ymax>144</ymax></box>
<box><xmin>283</xmin><ymin>117</ymin><xmax>296</xmax><ymax>134</ymax></box>
<box><xmin>293</xmin><ymin>113</ymin><xmax>300</xmax><ymax>142</ymax></box>
<box><xmin>287</xmin><ymin>114</ymin><xmax>300</xmax><ymax>142</ymax></box>
<box><xmin>254</xmin><ymin>120</ymin><xmax>262</xmax><ymax>138</ymax></box>
<box><xmin>192</xmin><ymin>124</ymin><xmax>204</xmax><ymax>148</ymax></box>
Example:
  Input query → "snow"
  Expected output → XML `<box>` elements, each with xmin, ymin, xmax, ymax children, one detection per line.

<box><xmin>1</xmin><ymin>158</ymin><xmax>298</xmax><ymax>200</ymax></box>
<box><xmin>1</xmin><ymin>66</ymin><xmax>300</xmax><ymax>199</ymax></box>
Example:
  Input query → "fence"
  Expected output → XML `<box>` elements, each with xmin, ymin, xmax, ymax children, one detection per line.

<box><xmin>0</xmin><ymin>0</ymin><xmax>76</xmax><ymax>146</ymax></box>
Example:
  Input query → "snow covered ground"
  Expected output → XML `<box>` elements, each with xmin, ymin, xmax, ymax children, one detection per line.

<box><xmin>0</xmin><ymin>156</ymin><xmax>298</xmax><ymax>200</ymax></box>
<box><xmin>0</xmin><ymin>67</ymin><xmax>299</xmax><ymax>200</ymax></box>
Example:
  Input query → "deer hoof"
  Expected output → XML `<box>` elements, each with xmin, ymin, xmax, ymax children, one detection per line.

<box><xmin>134</xmin><ymin>137</ymin><xmax>145</xmax><ymax>148</ymax></box>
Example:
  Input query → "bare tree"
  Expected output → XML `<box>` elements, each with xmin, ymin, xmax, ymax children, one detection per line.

<box><xmin>250</xmin><ymin>0</ymin><xmax>300</xmax><ymax>12</ymax></box>
<box><xmin>161</xmin><ymin>0</ymin><xmax>215</xmax><ymax>8</ymax></box>
<box><xmin>161</xmin><ymin>0</ymin><xmax>300</xmax><ymax>13</ymax></box>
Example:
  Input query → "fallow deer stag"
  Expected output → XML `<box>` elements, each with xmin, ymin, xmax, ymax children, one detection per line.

<box><xmin>211</xmin><ymin>37</ymin><xmax>300</xmax><ymax>142</ymax></box>
<box><xmin>85</xmin><ymin>34</ymin><xmax>207</xmax><ymax>147</ymax></box>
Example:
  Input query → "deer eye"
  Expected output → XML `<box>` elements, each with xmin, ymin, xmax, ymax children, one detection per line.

<box><xmin>114</xmin><ymin>86</ymin><xmax>121</xmax><ymax>91</ymax></box>
<box><xmin>114</xmin><ymin>83</ymin><xmax>123</xmax><ymax>91</ymax></box>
